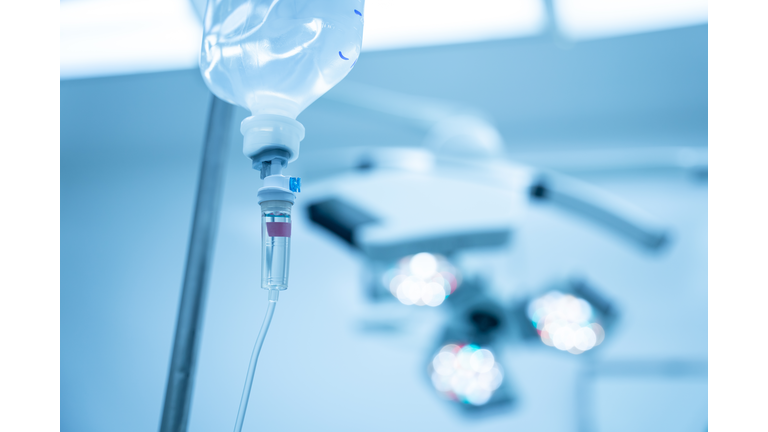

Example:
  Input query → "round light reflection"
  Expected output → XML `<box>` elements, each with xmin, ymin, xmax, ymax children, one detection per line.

<box><xmin>386</xmin><ymin>253</ymin><xmax>460</xmax><ymax>307</ymax></box>
<box><xmin>526</xmin><ymin>290</ymin><xmax>605</xmax><ymax>354</ymax></box>
<box><xmin>410</xmin><ymin>253</ymin><xmax>438</xmax><ymax>279</ymax></box>
<box><xmin>428</xmin><ymin>343</ymin><xmax>503</xmax><ymax>406</ymax></box>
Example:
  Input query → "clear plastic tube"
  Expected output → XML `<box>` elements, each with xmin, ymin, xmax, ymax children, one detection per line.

<box><xmin>233</xmin><ymin>289</ymin><xmax>279</xmax><ymax>432</ymax></box>
<box><xmin>261</xmin><ymin>200</ymin><xmax>292</xmax><ymax>290</ymax></box>
<box><xmin>232</xmin><ymin>199</ymin><xmax>293</xmax><ymax>431</ymax></box>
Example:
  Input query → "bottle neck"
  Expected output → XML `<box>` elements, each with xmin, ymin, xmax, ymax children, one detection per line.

<box><xmin>241</xmin><ymin>114</ymin><xmax>305</xmax><ymax>165</ymax></box>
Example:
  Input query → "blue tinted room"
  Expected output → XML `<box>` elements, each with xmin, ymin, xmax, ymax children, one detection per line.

<box><xmin>60</xmin><ymin>1</ymin><xmax>708</xmax><ymax>431</ymax></box>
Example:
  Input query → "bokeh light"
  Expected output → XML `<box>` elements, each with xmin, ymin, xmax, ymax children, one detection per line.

<box><xmin>526</xmin><ymin>291</ymin><xmax>606</xmax><ymax>354</ymax></box>
<box><xmin>381</xmin><ymin>253</ymin><xmax>461</xmax><ymax>307</ymax></box>
<box><xmin>429</xmin><ymin>343</ymin><xmax>503</xmax><ymax>406</ymax></box>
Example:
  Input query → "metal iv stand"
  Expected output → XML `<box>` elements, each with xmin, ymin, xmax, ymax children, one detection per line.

<box><xmin>159</xmin><ymin>96</ymin><xmax>234</xmax><ymax>432</ymax></box>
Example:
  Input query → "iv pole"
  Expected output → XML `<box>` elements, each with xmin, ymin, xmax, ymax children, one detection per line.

<box><xmin>160</xmin><ymin>96</ymin><xmax>233</xmax><ymax>432</ymax></box>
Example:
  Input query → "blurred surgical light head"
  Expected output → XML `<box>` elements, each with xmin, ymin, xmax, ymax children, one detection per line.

<box><xmin>429</xmin><ymin>343</ymin><xmax>504</xmax><ymax>406</ymax></box>
<box><xmin>526</xmin><ymin>290</ymin><xmax>606</xmax><ymax>354</ymax></box>
<box><xmin>382</xmin><ymin>253</ymin><xmax>461</xmax><ymax>307</ymax></box>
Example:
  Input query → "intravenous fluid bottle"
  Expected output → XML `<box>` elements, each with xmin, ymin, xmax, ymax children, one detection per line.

<box><xmin>200</xmin><ymin>0</ymin><xmax>365</xmax><ymax>164</ymax></box>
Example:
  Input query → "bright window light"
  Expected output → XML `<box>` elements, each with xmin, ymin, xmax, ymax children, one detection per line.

<box><xmin>60</xmin><ymin>0</ymin><xmax>202</xmax><ymax>79</ymax></box>
<box><xmin>362</xmin><ymin>0</ymin><xmax>546</xmax><ymax>51</ymax></box>
<box><xmin>555</xmin><ymin>0</ymin><xmax>708</xmax><ymax>40</ymax></box>
<box><xmin>61</xmin><ymin>0</ymin><xmax>706</xmax><ymax>79</ymax></box>
<box><xmin>60</xmin><ymin>0</ymin><xmax>546</xmax><ymax>80</ymax></box>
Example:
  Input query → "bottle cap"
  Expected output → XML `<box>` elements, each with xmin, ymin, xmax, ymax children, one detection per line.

<box><xmin>241</xmin><ymin>115</ymin><xmax>305</xmax><ymax>164</ymax></box>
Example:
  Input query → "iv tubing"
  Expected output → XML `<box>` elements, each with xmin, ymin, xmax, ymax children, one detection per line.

<box><xmin>233</xmin><ymin>289</ymin><xmax>280</xmax><ymax>432</ymax></box>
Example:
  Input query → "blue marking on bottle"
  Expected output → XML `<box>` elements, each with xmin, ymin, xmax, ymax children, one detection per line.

<box><xmin>354</xmin><ymin>9</ymin><xmax>362</xmax><ymax>16</ymax></box>
<box><xmin>350</xmin><ymin>59</ymin><xmax>357</xmax><ymax>69</ymax></box>
<box><xmin>339</xmin><ymin>51</ymin><xmax>349</xmax><ymax>60</ymax></box>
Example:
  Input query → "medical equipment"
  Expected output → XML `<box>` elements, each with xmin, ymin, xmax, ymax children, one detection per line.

<box><xmin>200</xmin><ymin>0</ymin><xmax>364</xmax><ymax>167</ymax></box>
<box><xmin>427</xmin><ymin>276</ymin><xmax>517</xmax><ymax>412</ymax></box>
<box><xmin>511</xmin><ymin>277</ymin><xmax>617</xmax><ymax>355</ymax></box>
<box><xmin>197</xmin><ymin>1</ymin><xmax>365</xmax><ymax>430</ymax></box>
<box><xmin>429</xmin><ymin>343</ymin><xmax>506</xmax><ymax>407</ymax></box>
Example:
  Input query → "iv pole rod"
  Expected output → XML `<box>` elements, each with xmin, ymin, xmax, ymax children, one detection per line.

<box><xmin>160</xmin><ymin>96</ymin><xmax>233</xmax><ymax>432</ymax></box>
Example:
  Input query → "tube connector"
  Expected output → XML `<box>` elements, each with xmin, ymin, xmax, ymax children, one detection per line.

<box><xmin>268</xmin><ymin>289</ymin><xmax>280</xmax><ymax>302</ymax></box>
<box><xmin>256</xmin><ymin>175</ymin><xmax>300</xmax><ymax>204</ymax></box>
<box><xmin>256</xmin><ymin>158</ymin><xmax>301</xmax><ymax>204</ymax></box>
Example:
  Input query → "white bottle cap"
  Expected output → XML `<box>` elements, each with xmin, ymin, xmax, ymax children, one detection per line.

<box><xmin>241</xmin><ymin>114</ymin><xmax>306</xmax><ymax>164</ymax></box>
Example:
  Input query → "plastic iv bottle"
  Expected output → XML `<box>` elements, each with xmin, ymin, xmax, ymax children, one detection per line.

<box><xmin>200</xmin><ymin>0</ymin><xmax>365</xmax><ymax>165</ymax></box>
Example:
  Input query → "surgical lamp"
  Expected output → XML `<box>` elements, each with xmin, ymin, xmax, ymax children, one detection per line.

<box><xmin>511</xmin><ymin>277</ymin><xmax>618</xmax><ymax>355</ymax></box>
